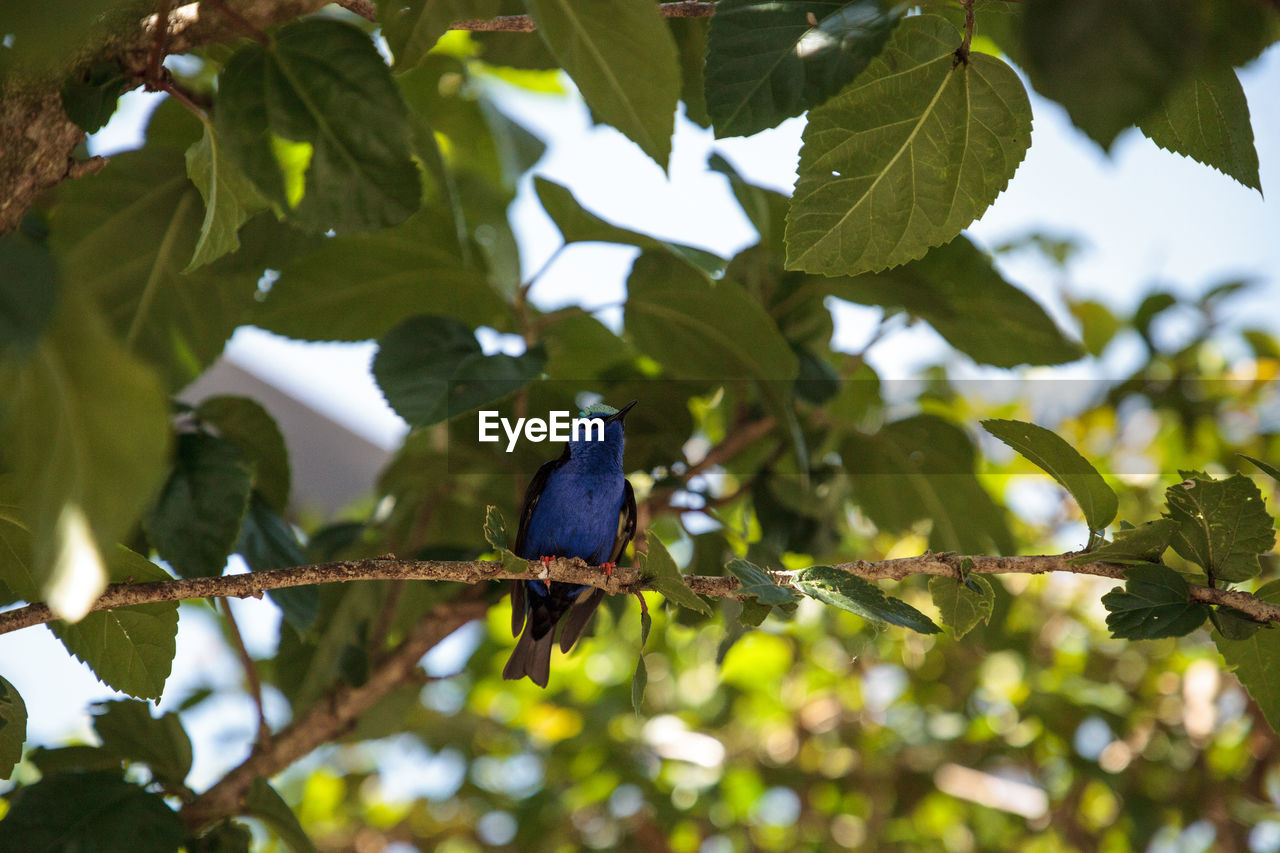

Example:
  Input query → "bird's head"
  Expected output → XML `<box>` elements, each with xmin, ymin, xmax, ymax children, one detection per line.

<box><xmin>567</xmin><ymin>399</ymin><xmax>636</xmax><ymax>462</ymax></box>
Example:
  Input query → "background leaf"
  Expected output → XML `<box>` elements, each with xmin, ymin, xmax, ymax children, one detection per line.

<box><xmin>785</xmin><ymin>15</ymin><xmax>1032</xmax><ymax>276</ymax></box>
<box><xmin>91</xmin><ymin>699</ymin><xmax>193</xmax><ymax>791</ymax></box>
<box><xmin>245</xmin><ymin>776</ymin><xmax>316</xmax><ymax>853</ymax></box>
<box><xmin>196</xmin><ymin>396</ymin><xmax>292</xmax><ymax>513</ymax></box>
<box><xmin>641</xmin><ymin>536</ymin><xmax>712</xmax><ymax>616</ymax></box>
<box><xmin>0</xmin><ymin>674</ymin><xmax>26</xmax><ymax>779</ymax></box>
<box><xmin>184</xmin><ymin>122</ymin><xmax>269</xmax><ymax>271</ymax></box>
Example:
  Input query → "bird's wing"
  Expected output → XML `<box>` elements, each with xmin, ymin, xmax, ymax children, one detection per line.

<box><xmin>510</xmin><ymin>579</ymin><xmax>527</xmax><ymax>637</ymax></box>
<box><xmin>609</xmin><ymin>479</ymin><xmax>637</xmax><ymax>565</ymax></box>
<box><xmin>513</xmin><ymin>447</ymin><xmax>570</xmax><ymax>558</ymax></box>
<box><xmin>558</xmin><ymin>587</ymin><xmax>605</xmax><ymax>653</ymax></box>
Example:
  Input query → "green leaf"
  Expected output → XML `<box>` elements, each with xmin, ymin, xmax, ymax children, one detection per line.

<box><xmin>1209</xmin><ymin>606</ymin><xmax>1263</xmax><ymax>641</ymax></box>
<box><xmin>626</xmin><ymin>252</ymin><xmax>799</xmax><ymax>383</ymax></box>
<box><xmin>143</xmin><ymin>433</ymin><xmax>254</xmax><ymax>579</ymax></box>
<box><xmin>196</xmin><ymin>396</ymin><xmax>292</xmax><ymax>512</ymax></box>
<box><xmin>1214</xmin><ymin>579</ymin><xmax>1280</xmax><ymax>732</ymax></box>
<box><xmin>60</xmin><ymin>60</ymin><xmax>127</xmax><ymax>133</ymax></box>
<box><xmin>1241</xmin><ymin>455</ymin><xmax>1280</xmax><ymax>486</ymax></box>
<box><xmin>245</xmin><ymin>776</ymin><xmax>316</xmax><ymax>853</ymax></box>
<box><xmin>928</xmin><ymin>574</ymin><xmax>993</xmax><ymax>639</ymax></box>
<box><xmin>0</xmin><ymin>227</ymin><xmax>58</xmax><ymax>358</ymax></box>
<box><xmin>50</xmin><ymin>547</ymin><xmax>178</xmax><ymax>700</ymax></box>
<box><xmin>705</xmin><ymin>0</ymin><xmax>901</xmax><ymax>138</ymax></box>
<box><xmin>727</xmin><ymin>558</ymin><xmax>800</xmax><ymax>607</ymax></box>
<box><xmin>1069</xmin><ymin>519</ymin><xmax>1180</xmax><ymax>566</ymax></box>
<box><xmin>0</xmin><ymin>770</ymin><xmax>185</xmax><ymax>852</ymax></box>
<box><xmin>824</xmin><ymin>235</ymin><xmax>1083</xmax><ymax>367</ymax></box>
<box><xmin>50</xmin><ymin>105</ymin><xmax>260</xmax><ymax>391</ymax></box>
<box><xmin>1101</xmin><ymin>564</ymin><xmax>1209</xmax><ymax>639</ymax></box>
<box><xmin>843</xmin><ymin>414</ymin><xmax>1013</xmax><ymax>555</ymax></box>
<box><xmin>483</xmin><ymin>505</ymin><xmax>528</xmax><ymax>573</ymax></box>
<box><xmin>189</xmin><ymin>820</ymin><xmax>254</xmax><ymax>853</ymax></box>
<box><xmin>632</xmin><ymin>602</ymin><xmax>652</xmax><ymax>716</ymax></box>
<box><xmin>981</xmin><ymin>418</ymin><xmax>1117</xmax><ymax>532</ymax></box>
<box><xmin>785</xmin><ymin>15</ymin><xmax>1031</xmax><ymax>276</ymax></box>
<box><xmin>27</xmin><ymin>745</ymin><xmax>125</xmax><ymax>776</ymax></box>
<box><xmin>381</xmin><ymin>0</ymin><xmax>500</xmax><ymax>72</ymax></box>
<box><xmin>641</xmin><ymin>536</ymin><xmax>712</xmax><ymax>616</ymax></box>
<box><xmin>374</xmin><ymin>315</ymin><xmax>545</xmax><ymax>428</ymax></box>
<box><xmin>1022</xmin><ymin>0</ymin><xmax>1194</xmax><ymax>149</ymax></box>
<box><xmin>184</xmin><ymin>121</ymin><xmax>270</xmax><ymax>271</ymax></box>
<box><xmin>91</xmin><ymin>699</ymin><xmax>192</xmax><ymax>790</ymax></box>
<box><xmin>237</xmin><ymin>493</ymin><xmax>317</xmax><ymax>632</ymax></box>
<box><xmin>0</xmin><ymin>295</ymin><xmax>170</xmax><ymax>621</ymax></box>
<box><xmin>215</xmin><ymin>18</ymin><xmax>421</xmax><ymax>232</ymax></box>
<box><xmin>671</xmin><ymin>16</ymin><xmax>711</xmax><ymax>128</ymax></box>
<box><xmin>795</xmin><ymin>565</ymin><xmax>940</xmax><ymax>634</ymax></box>
<box><xmin>1165</xmin><ymin>471</ymin><xmax>1276</xmax><ymax>584</ymax></box>
<box><xmin>525</xmin><ymin>0</ymin><xmax>679</xmax><ymax>168</ymax></box>
<box><xmin>0</xmin><ymin>674</ymin><xmax>27</xmax><ymax>779</ymax></box>
<box><xmin>535</xmin><ymin>178</ymin><xmax>726</xmax><ymax>275</ymax></box>
<box><xmin>1139</xmin><ymin>68</ymin><xmax>1261</xmax><ymax>193</ymax></box>
<box><xmin>249</xmin><ymin>209</ymin><xmax>507</xmax><ymax>342</ymax></box>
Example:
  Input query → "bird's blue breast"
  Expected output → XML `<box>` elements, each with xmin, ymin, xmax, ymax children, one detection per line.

<box><xmin>522</xmin><ymin>469</ymin><xmax>626</xmax><ymax>566</ymax></box>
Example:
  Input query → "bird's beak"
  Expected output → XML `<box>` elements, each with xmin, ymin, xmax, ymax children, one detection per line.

<box><xmin>606</xmin><ymin>400</ymin><xmax>638</xmax><ymax>424</ymax></box>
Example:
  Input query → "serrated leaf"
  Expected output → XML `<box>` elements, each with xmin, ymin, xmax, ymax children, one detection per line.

<box><xmin>92</xmin><ymin>699</ymin><xmax>192</xmax><ymax>791</ymax></box>
<box><xmin>626</xmin><ymin>252</ymin><xmax>798</xmax><ymax>383</ymax></box>
<box><xmin>727</xmin><ymin>558</ymin><xmax>800</xmax><ymax>606</ymax></box>
<box><xmin>825</xmin><ymin>235</ymin><xmax>1083</xmax><ymax>367</ymax></box>
<box><xmin>249</xmin><ymin>208</ymin><xmax>506</xmax><ymax>343</ymax></box>
<box><xmin>0</xmin><ymin>674</ymin><xmax>26</xmax><ymax>779</ymax></box>
<box><xmin>928</xmin><ymin>574</ymin><xmax>992</xmax><ymax>639</ymax></box>
<box><xmin>483</xmin><ymin>505</ymin><xmax>527</xmax><ymax>573</ymax></box>
<box><xmin>50</xmin><ymin>547</ymin><xmax>178</xmax><ymax>700</ymax></box>
<box><xmin>632</xmin><ymin>602</ymin><xmax>652</xmax><ymax>716</ymax></box>
<box><xmin>215</xmin><ymin>18</ymin><xmax>421</xmax><ymax>232</ymax></box>
<box><xmin>525</xmin><ymin>0</ymin><xmax>679</xmax><ymax>168</ymax></box>
<box><xmin>705</xmin><ymin>0</ymin><xmax>901</xmax><ymax>138</ymax></box>
<box><xmin>0</xmin><ymin>770</ymin><xmax>185</xmax><ymax>852</ymax></box>
<box><xmin>184</xmin><ymin>122</ymin><xmax>270</xmax><ymax>271</ymax></box>
<box><xmin>60</xmin><ymin>60</ymin><xmax>127</xmax><ymax>134</ymax></box>
<box><xmin>535</xmin><ymin>178</ymin><xmax>725</xmax><ymax>275</ymax></box>
<box><xmin>1209</xmin><ymin>606</ymin><xmax>1263</xmax><ymax>641</ymax></box>
<box><xmin>143</xmin><ymin>433</ymin><xmax>254</xmax><ymax>579</ymax></box>
<box><xmin>785</xmin><ymin>15</ymin><xmax>1031</xmax><ymax>276</ymax></box>
<box><xmin>1214</xmin><ymin>579</ymin><xmax>1280</xmax><ymax>733</ymax></box>
<box><xmin>1165</xmin><ymin>471</ymin><xmax>1275</xmax><ymax>584</ymax></box>
<box><xmin>196</xmin><ymin>396</ymin><xmax>292</xmax><ymax>512</ymax></box>
<box><xmin>0</xmin><ymin>225</ymin><xmax>59</xmax><ymax>358</ymax></box>
<box><xmin>982</xmin><ymin>418</ymin><xmax>1117</xmax><ymax>531</ymax></box>
<box><xmin>0</xmin><ymin>295</ymin><xmax>170</xmax><ymax>621</ymax></box>
<box><xmin>795</xmin><ymin>565</ymin><xmax>940</xmax><ymax>634</ymax></box>
<box><xmin>245</xmin><ymin>776</ymin><xmax>316</xmax><ymax>853</ymax></box>
<box><xmin>1139</xmin><ymin>67</ymin><xmax>1261</xmax><ymax>193</ymax></box>
<box><xmin>373</xmin><ymin>315</ymin><xmax>546</xmax><ymax>428</ymax></box>
<box><xmin>1241</xmin><ymin>455</ymin><xmax>1280</xmax><ymax>485</ymax></box>
<box><xmin>1069</xmin><ymin>519</ymin><xmax>1179</xmax><ymax>566</ymax></box>
<box><xmin>641</xmin><ymin>536</ymin><xmax>712</xmax><ymax>616</ymax></box>
<box><xmin>1101</xmin><ymin>564</ymin><xmax>1209</xmax><ymax>639</ymax></box>
<box><xmin>237</xmin><ymin>493</ymin><xmax>317</xmax><ymax>632</ymax></box>
<box><xmin>51</xmin><ymin>104</ymin><xmax>260</xmax><ymax>391</ymax></box>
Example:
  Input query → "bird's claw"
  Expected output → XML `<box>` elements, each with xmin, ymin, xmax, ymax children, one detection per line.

<box><xmin>601</xmin><ymin>561</ymin><xmax>616</xmax><ymax>578</ymax></box>
<box><xmin>539</xmin><ymin>556</ymin><xmax>553</xmax><ymax>589</ymax></box>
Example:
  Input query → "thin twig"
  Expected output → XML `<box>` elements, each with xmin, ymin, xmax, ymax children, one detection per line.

<box><xmin>448</xmin><ymin>1</ymin><xmax>715</xmax><ymax>32</ymax></box>
<box><xmin>146</xmin><ymin>0</ymin><xmax>173</xmax><ymax>83</ymax></box>
<box><xmin>220</xmin><ymin>599</ymin><xmax>271</xmax><ymax>747</ymax></box>
<box><xmin>336</xmin><ymin>0</ymin><xmax>376</xmax><ymax>21</ymax></box>
<box><xmin>5</xmin><ymin>551</ymin><xmax>1280</xmax><ymax>636</ymax></box>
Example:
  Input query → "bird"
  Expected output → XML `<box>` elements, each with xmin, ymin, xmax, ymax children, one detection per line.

<box><xmin>503</xmin><ymin>400</ymin><xmax>637</xmax><ymax>687</ymax></box>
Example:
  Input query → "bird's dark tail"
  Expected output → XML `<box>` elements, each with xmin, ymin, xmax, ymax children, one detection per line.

<box><xmin>503</xmin><ymin>625</ymin><xmax>554</xmax><ymax>687</ymax></box>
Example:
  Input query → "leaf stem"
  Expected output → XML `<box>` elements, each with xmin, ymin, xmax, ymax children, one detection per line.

<box><xmin>220</xmin><ymin>598</ymin><xmax>271</xmax><ymax>747</ymax></box>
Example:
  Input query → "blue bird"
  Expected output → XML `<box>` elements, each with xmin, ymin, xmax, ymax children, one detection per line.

<box><xmin>503</xmin><ymin>400</ymin><xmax>637</xmax><ymax>687</ymax></box>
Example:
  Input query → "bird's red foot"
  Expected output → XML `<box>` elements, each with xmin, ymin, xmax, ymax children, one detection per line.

<box><xmin>540</xmin><ymin>555</ymin><xmax>553</xmax><ymax>589</ymax></box>
<box><xmin>601</xmin><ymin>561</ymin><xmax>616</xmax><ymax>578</ymax></box>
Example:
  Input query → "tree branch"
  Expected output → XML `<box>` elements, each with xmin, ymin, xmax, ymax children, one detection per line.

<box><xmin>180</xmin><ymin>591</ymin><xmax>490</xmax><ymax>832</ymax></box>
<box><xmin>4</xmin><ymin>551</ymin><xmax>1279</xmax><ymax>637</ymax></box>
<box><xmin>447</xmin><ymin>1</ymin><xmax>715</xmax><ymax>32</ymax></box>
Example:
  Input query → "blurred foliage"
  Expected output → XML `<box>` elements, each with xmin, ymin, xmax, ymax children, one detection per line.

<box><xmin>1</xmin><ymin>0</ymin><xmax>1279</xmax><ymax>850</ymax></box>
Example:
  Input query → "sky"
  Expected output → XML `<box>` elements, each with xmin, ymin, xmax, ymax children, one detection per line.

<box><xmin>3</xmin><ymin>25</ymin><xmax>1279</xmax><ymax>795</ymax></box>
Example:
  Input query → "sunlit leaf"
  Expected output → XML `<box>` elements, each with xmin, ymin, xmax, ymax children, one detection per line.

<box><xmin>1069</xmin><ymin>519</ymin><xmax>1179</xmax><ymax>566</ymax></box>
<box><xmin>795</xmin><ymin>565</ymin><xmax>940</xmax><ymax>634</ymax></box>
<box><xmin>184</xmin><ymin>121</ymin><xmax>269</xmax><ymax>271</ymax></box>
<box><xmin>928</xmin><ymin>574</ymin><xmax>992</xmax><ymax>639</ymax></box>
<box><xmin>982</xmin><ymin>418</ymin><xmax>1117</xmax><ymax>532</ymax></box>
<box><xmin>1165</xmin><ymin>471</ymin><xmax>1275</xmax><ymax>584</ymax></box>
<box><xmin>641</xmin><ymin>536</ymin><xmax>712</xmax><ymax>616</ymax></box>
<box><xmin>785</xmin><ymin>15</ymin><xmax>1031</xmax><ymax>276</ymax></box>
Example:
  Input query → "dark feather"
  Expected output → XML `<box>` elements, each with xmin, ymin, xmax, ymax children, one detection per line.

<box><xmin>513</xmin><ymin>447</ymin><xmax>570</xmax><ymax>559</ymax></box>
<box><xmin>510</xmin><ymin>579</ymin><xmax>526</xmax><ymax>637</ymax></box>
<box><xmin>559</xmin><ymin>587</ymin><xmax>605</xmax><ymax>653</ymax></box>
